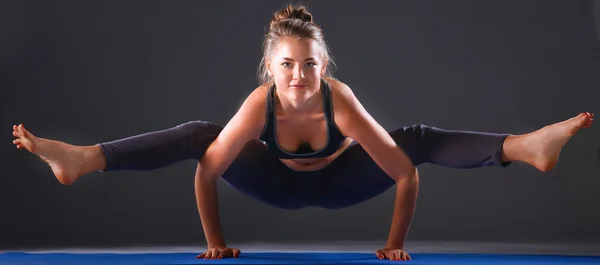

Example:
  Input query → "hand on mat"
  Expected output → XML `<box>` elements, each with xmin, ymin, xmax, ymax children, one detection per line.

<box><xmin>196</xmin><ymin>245</ymin><xmax>241</xmax><ymax>259</ymax></box>
<box><xmin>375</xmin><ymin>247</ymin><xmax>411</xmax><ymax>261</ymax></box>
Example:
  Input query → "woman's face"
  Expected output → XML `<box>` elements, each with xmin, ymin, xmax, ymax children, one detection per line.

<box><xmin>266</xmin><ymin>37</ymin><xmax>327</xmax><ymax>104</ymax></box>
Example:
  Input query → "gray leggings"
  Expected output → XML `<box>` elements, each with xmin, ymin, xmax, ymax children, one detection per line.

<box><xmin>98</xmin><ymin>121</ymin><xmax>511</xmax><ymax>209</ymax></box>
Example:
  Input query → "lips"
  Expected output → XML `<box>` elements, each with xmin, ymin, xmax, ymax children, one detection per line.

<box><xmin>290</xmin><ymin>84</ymin><xmax>308</xmax><ymax>88</ymax></box>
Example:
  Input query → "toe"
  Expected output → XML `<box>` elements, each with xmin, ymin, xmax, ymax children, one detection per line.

<box><xmin>18</xmin><ymin>124</ymin><xmax>32</xmax><ymax>138</ymax></box>
<box><xmin>579</xmin><ymin>112</ymin><xmax>592</xmax><ymax>123</ymax></box>
<box><xmin>585</xmin><ymin>112</ymin><xmax>594</xmax><ymax>125</ymax></box>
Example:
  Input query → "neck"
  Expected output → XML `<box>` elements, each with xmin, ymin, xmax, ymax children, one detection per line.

<box><xmin>275</xmin><ymin>89</ymin><xmax>322</xmax><ymax>115</ymax></box>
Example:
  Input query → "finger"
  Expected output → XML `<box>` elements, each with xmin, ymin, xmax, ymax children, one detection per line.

<box><xmin>395</xmin><ymin>251</ymin><xmax>402</xmax><ymax>261</ymax></box>
<box><xmin>406</xmin><ymin>252</ymin><xmax>412</xmax><ymax>261</ymax></box>
<box><xmin>13</xmin><ymin>129</ymin><xmax>19</xmax><ymax>138</ymax></box>
<box><xmin>17</xmin><ymin>144</ymin><xmax>23</xmax><ymax>149</ymax></box>
<box><xmin>13</xmin><ymin>139</ymin><xmax>21</xmax><ymax>145</ymax></box>
<box><xmin>206</xmin><ymin>249</ymin><xmax>215</xmax><ymax>259</ymax></box>
<box><xmin>401</xmin><ymin>251</ymin><xmax>408</xmax><ymax>261</ymax></box>
<box><xmin>390</xmin><ymin>251</ymin><xmax>397</xmax><ymax>261</ymax></box>
<box><xmin>18</xmin><ymin>124</ymin><xmax>28</xmax><ymax>137</ymax></box>
<box><xmin>374</xmin><ymin>250</ymin><xmax>383</xmax><ymax>260</ymax></box>
<box><xmin>196</xmin><ymin>252</ymin><xmax>206</xmax><ymax>259</ymax></box>
<box><xmin>217</xmin><ymin>251</ymin><xmax>224</xmax><ymax>259</ymax></box>
<box><xmin>232</xmin><ymin>248</ymin><xmax>241</xmax><ymax>258</ymax></box>
<box><xmin>211</xmin><ymin>249</ymin><xmax>220</xmax><ymax>259</ymax></box>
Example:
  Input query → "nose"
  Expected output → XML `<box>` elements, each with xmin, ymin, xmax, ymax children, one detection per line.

<box><xmin>293</xmin><ymin>65</ymin><xmax>305</xmax><ymax>80</ymax></box>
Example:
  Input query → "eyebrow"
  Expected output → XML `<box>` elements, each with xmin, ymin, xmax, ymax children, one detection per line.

<box><xmin>282</xmin><ymin>57</ymin><xmax>316</xmax><ymax>62</ymax></box>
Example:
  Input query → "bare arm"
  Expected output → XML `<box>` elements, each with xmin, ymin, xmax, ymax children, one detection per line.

<box><xmin>332</xmin><ymin>80</ymin><xmax>418</xmax><ymax>250</ymax></box>
<box><xmin>386</xmin><ymin>169</ymin><xmax>419</xmax><ymax>250</ymax></box>
<box><xmin>194</xmin><ymin>87</ymin><xmax>267</xmax><ymax>249</ymax></box>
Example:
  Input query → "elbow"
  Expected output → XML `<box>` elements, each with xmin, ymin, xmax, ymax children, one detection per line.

<box><xmin>195</xmin><ymin>160</ymin><xmax>219</xmax><ymax>184</ymax></box>
<box><xmin>408</xmin><ymin>166</ymin><xmax>417</xmax><ymax>177</ymax></box>
<box><xmin>395</xmin><ymin>167</ymin><xmax>418</xmax><ymax>183</ymax></box>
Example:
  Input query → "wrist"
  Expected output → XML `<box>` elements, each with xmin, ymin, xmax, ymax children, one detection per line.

<box><xmin>208</xmin><ymin>243</ymin><xmax>226</xmax><ymax>248</ymax></box>
<box><xmin>385</xmin><ymin>240</ymin><xmax>404</xmax><ymax>250</ymax></box>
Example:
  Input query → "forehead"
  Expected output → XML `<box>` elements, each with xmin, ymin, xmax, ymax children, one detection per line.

<box><xmin>272</xmin><ymin>37</ymin><xmax>322</xmax><ymax>60</ymax></box>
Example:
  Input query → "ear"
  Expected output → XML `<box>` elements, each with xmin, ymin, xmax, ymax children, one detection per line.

<box><xmin>321</xmin><ymin>59</ymin><xmax>329</xmax><ymax>75</ymax></box>
<box><xmin>265</xmin><ymin>57</ymin><xmax>273</xmax><ymax>77</ymax></box>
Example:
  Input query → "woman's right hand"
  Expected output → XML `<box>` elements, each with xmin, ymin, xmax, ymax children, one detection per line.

<box><xmin>196</xmin><ymin>245</ymin><xmax>241</xmax><ymax>259</ymax></box>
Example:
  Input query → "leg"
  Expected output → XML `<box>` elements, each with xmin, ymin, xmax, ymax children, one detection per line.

<box><xmin>398</xmin><ymin>124</ymin><xmax>512</xmax><ymax>168</ymax></box>
<box><xmin>315</xmin><ymin>111</ymin><xmax>594</xmax><ymax>209</ymax></box>
<box><xmin>415</xmin><ymin>112</ymin><xmax>594</xmax><ymax>172</ymax></box>
<box><xmin>99</xmin><ymin>121</ymin><xmax>221</xmax><ymax>171</ymax></box>
<box><xmin>12</xmin><ymin>120</ymin><xmax>306</xmax><ymax>208</ymax></box>
<box><xmin>12</xmin><ymin>121</ymin><xmax>222</xmax><ymax>185</ymax></box>
<box><xmin>315</xmin><ymin>124</ymin><xmax>509</xmax><ymax>209</ymax></box>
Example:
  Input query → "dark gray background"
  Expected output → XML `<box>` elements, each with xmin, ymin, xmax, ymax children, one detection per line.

<box><xmin>1</xmin><ymin>0</ymin><xmax>599</xmax><ymax>249</ymax></box>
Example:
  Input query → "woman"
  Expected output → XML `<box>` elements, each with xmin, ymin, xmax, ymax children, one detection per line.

<box><xmin>11</xmin><ymin>4</ymin><xmax>594</xmax><ymax>262</ymax></box>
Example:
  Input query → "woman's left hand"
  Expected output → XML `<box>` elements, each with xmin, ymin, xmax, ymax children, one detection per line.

<box><xmin>375</xmin><ymin>247</ymin><xmax>411</xmax><ymax>261</ymax></box>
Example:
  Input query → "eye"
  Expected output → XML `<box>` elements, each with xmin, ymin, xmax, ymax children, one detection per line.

<box><xmin>281</xmin><ymin>62</ymin><xmax>292</xmax><ymax>68</ymax></box>
<box><xmin>305</xmin><ymin>62</ymin><xmax>317</xmax><ymax>67</ymax></box>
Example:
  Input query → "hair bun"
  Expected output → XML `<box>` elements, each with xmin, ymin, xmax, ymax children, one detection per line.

<box><xmin>271</xmin><ymin>4</ymin><xmax>313</xmax><ymax>25</ymax></box>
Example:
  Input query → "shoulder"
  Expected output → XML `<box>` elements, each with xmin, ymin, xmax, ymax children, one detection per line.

<box><xmin>323</xmin><ymin>76</ymin><xmax>362</xmax><ymax>116</ymax></box>
<box><xmin>222</xmin><ymin>82</ymin><xmax>271</xmax><ymax>139</ymax></box>
<box><xmin>245</xmin><ymin>82</ymin><xmax>271</xmax><ymax>109</ymax></box>
<box><xmin>323</xmin><ymin>77</ymin><xmax>378</xmax><ymax>138</ymax></box>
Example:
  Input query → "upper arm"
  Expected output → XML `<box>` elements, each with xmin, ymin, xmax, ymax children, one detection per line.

<box><xmin>332</xmin><ymin>81</ymin><xmax>415</xmax><ymax>181</ymax></box>
<box><xmin>198</xmin><ymin>86</ymin><xmax>267</xmax><ymax>180</ymax></box>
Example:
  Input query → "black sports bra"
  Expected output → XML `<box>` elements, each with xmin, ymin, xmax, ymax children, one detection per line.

<box><xmin>259</xmin><ymin>79</ymin><xmax>347</xmax><ymax>159</ymax></box>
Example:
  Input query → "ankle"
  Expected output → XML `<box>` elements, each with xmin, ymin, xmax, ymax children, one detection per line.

<box><xmin>500</xmin><ymin>134</ymin><xmax>529</xmax><ymax>163</ymax></box>
<box><xmin>81</xmin><ymin>145</ymin><xmax>107</xmax><ymax>173</ymax></box>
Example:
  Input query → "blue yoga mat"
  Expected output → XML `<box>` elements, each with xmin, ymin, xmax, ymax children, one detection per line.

<box><xmin>1</xmin><ymin>252</ymin><xmax>600</xmax><ymax>264</ymax></box>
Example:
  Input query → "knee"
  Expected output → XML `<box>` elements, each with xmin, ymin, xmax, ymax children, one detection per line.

<box><xmin>177</xmin><ymin>121</ymin><xmax>222</xmax><ymax>135</ymax></box>
<box><xmin>390</xmin><ymin>124</ymin><xmax>433</xmax><ymax>139</ymax></box>
<box><xmin>410</xmin><ymin>124</ymin><xmax>435</xmax><ymax>134</ymax></box>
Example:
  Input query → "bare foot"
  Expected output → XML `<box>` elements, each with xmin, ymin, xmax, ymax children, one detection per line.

<box><xmin>524</xmin><ymin>112</ymin><xmax>594</xmax><ymax>172</ymax></box>
<box><xmin>12</xmin><ymin>124</ymin><xmax>103</xmax><ymax>185</ymax></box>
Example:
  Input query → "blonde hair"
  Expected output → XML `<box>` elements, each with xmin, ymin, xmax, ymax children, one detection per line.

<box><xmin>257</xmin><ymin>4</ymin><xmax>336</xmax><ymax>85</ymax></box>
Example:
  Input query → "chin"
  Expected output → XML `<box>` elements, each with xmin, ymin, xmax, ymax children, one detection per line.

<box><xmin>288</xmin><ymin>89</ymin><xmax>311</xmax><ymax>100</ymax></box>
